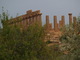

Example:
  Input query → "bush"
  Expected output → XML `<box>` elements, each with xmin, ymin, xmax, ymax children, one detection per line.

<box><xmin>60</xmin><ymin>18</ymin><xmax>80</xmax><ymax>60</ymax></box>
<box><xmin>0</xmin><ymin>22</ymin><xmax>55</xmax><ymax>60</ymax></box>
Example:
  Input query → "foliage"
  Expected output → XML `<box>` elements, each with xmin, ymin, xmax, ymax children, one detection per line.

<box><xmin>0</xmin><ymin>23</ymin><xmax>54</xmax><ymax>60</ymax></box>
<box><xmin>60</xmin><ymin>17</ymin><xmax>80</xmax><ymax>60</ymax></box>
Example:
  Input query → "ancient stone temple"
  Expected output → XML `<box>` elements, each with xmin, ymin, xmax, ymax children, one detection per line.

<box><xmin>4</xmin><ymin>10</ymin><xmax>77</xmax><ymax>46</ymax></box>
<box><xmin>6</xmin><ymin>10</ymin><xmax>42</xmax><ymax>29</ymax></box>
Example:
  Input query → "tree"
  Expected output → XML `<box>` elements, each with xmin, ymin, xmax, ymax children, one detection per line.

<box><xmin>0</xmin><ymin>10</ymin><xmax>53</xmax><ymax>60</ymax></box>
<box><xmin>60</xmin><ymin>17</ymin><xmax>80</xmax><ymax>60</ymax></box>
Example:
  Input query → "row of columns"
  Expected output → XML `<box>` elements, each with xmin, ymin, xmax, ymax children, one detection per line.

<box><xmin>9</xmin><ymin>10</ymin><xmax>42</xmax><ymax>29</ymax></box>
<box><xmin>46</xmin><ymin>13</ymin><xmax>77</xmax><ymax>31</ymax></box>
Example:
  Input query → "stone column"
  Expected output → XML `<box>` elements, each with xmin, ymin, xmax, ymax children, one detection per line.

<box><xmin>36</xmin><ymin>14</ymin><xmax>42</xmax><ymax>26</ymax></box>
<box><xmin>31</xmin><ymin>18</ymin><xmax>33</xmax><ymax>24</ymax></box>
<box><xmin>29</xmin><ymin>18</ymin><xmax>32</xmax><ymax>25</ymax></box>
<box><xmin>31</xmin><ymin>16</ymin><xmax>34</xmax><ymax>24</ymax></box>
<box><xmin>36</xmin><ymin>10</ymin><xmax>42</xmax><ymax>26</ymax></box>
<box><xmin>68</xmin><ymin>13</ymin><xmax>72</xmax><ymax>26</ymax></box>
<box><xmin>39</xmin><ymin>15</ymin><xmax>42</xmax><ymax>26</ymax></box>
<box><xmin>27</xmin><ymin>19</ymin><xmax>29</xmax><ymax>27</ymax></box>
<box><xmin>33</xmin><ymin>16</ymin><xmax>35</xmax><ymax>23</ymax></box>
<box><xmin>23</xmin><ymin>19</ymin><xmax>26</xmax><ymax>29</ymax></box>
<box><xmin>54</xmin><ymin>16</ymin><xmax>57</xmax><ymax>31</ymax></box>
<box><xmin>25</xmin><ymin>19</ymin><xmax>28</xmax><ymax>29</ymax></box>
<box><xmin>46</xmin><ymin>15</ymin><xmax>49</xmax><ymax>29</ymax></box>
<box><xmin>37</xmin><ymin>15</ymin><xmax>40</xmax><ymax>24</ymax></box>
<box><xmin>23</xmin><ymin>19</ymin><xmax>27</xmax><ymax>29</ymax></box>
<box><xmin>61</xmin><ymin>16</ymin><xmax>65</xmax><ymax>27</ymax></box>
<box><xmin>20</xmin><ymin>20</ymin><xmax>23</xmax><ymax>28</ymax></box>
<box><xmin>36</xmin><ymin>15</ymin><xmax>40</xmax><ymax>25</ymax></box>
<box><xmin>34</xmin><ymin>16</ymin><xmax>37</xmax><ymax>23</ymax></box>
<box><xmin>36</xmin><ymin>15</ymin><xmax>39</xmax><ymax>24</ymax></box>
<box><xmin>32</xmin><ymin>16</ymin><xmax>35</xmax><ymax>24</ymax></box>
<box><xmin>21</xmin><ymin>20</ymin><xmax>24</xmax><ymax>28</ymax></box>
<box><xmin>73</xmin><ymin>16</ymin><xmax>77</xmax><ymax>29</ymax></box>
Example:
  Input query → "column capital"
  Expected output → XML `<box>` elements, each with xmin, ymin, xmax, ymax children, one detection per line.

<box><xmin>68</xmin><ymin>13</ymin><xmax>72</xmax><ymax>15</ymax></box>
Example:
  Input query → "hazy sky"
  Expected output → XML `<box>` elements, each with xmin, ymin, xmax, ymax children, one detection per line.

<box><xmin>0</xmin><ymin>0</ymin><xmax>80</xmax><ymax>27</ymax></box>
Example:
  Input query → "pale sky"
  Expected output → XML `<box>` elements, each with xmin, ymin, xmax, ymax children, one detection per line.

<box><xmin>0</xmin><ymin>0</ymin><xmax>80</xmax><ymax>27</ymax></box>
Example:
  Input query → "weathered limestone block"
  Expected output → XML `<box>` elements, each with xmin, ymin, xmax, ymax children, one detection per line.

<box><xmin>27</xmin><ymin>10</ymin><xmax>32</xmax><ymax>14</ymax></box>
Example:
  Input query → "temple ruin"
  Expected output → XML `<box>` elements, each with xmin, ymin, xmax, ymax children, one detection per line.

<box><xmin>5</xmin><ymin>10</ymin><xmax>77</xmax><ymax>45</ymax></box>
